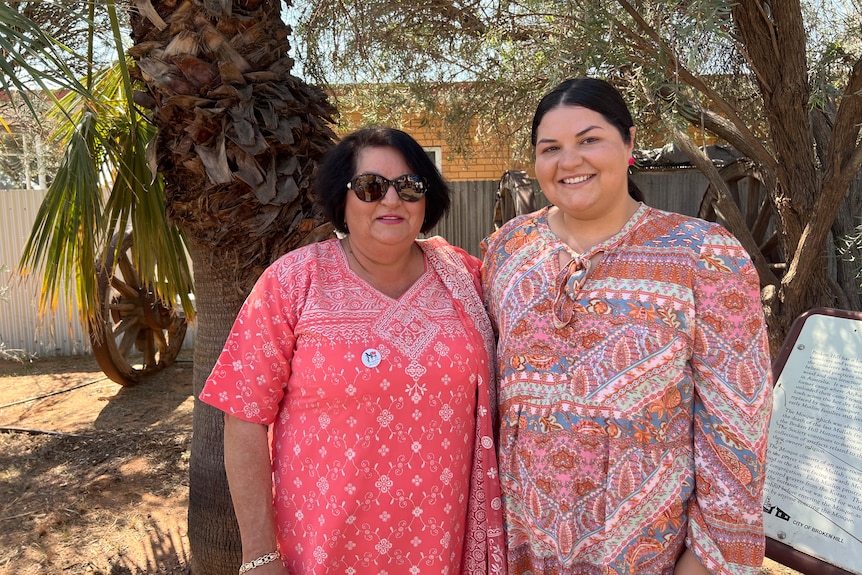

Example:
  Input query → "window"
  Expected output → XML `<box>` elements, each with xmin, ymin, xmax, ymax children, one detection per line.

<box><xmin>0</xmin><ymin>132</ymin><xmax>48</xmax><ymax>190</ymax></box>
<box><xmin>424</xmin><ymin>147</ymin><xmax>442</xmax><ymax>172</ymax></box>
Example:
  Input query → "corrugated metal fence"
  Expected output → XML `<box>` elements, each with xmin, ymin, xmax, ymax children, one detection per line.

<box><xmin>428</xmin><ymin>179</ymin><xmax>498</xmax><ymax>257</ymax></box>
<box><xmin>1</xmin><ymin>168</ymin><xmax>709</xmax><ymax>357</ymax></box>
<box><xmin>1</xmin><ymin>187</ymin><xmax>90</xmax><ymax>356</ymax></box>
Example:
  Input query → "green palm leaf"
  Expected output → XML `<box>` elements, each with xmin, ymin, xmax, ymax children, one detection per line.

<box><xmin>19</xmin><ymin>62</ymin><xmax>194</xmax><ymax>325</ymax></box>
<box><xmin>0</xmin><ymin>2</ymin><xmax>91</xmax><ymax>117</ymax></box>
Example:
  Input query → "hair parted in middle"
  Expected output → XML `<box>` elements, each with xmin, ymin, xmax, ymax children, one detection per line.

<box><xmin>313</xmin><ymin>127</ymin><xmax>451</xmax><ymax>235</ymax></box>
<box><xmin>531</xmin><ymin>78</ymin><xmax>644</xmax><ymax>202</ymax></box>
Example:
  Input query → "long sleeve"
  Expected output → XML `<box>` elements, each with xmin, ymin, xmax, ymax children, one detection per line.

<box><xmin>688</xmin><ymin>231</ymin><xmax>773</xmax><ymax>574</ymax></box>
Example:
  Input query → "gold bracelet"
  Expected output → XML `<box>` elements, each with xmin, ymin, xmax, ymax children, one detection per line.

<box><xmin>238</xmin><ymin>551</ymin><xmax>281</xmax><ymax>575</ymax></box>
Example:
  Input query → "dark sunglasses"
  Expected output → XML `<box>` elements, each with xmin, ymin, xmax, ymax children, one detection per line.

<box><xmin>347</xmin><ymin>173</ymin><xmax>428</xmax><ymax>202</ymax></box>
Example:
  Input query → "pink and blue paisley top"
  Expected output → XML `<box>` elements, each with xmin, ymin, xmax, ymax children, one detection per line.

<box><xmin>482</xmin><ymin>204</ymin><xmax>772</xmax><ymax>575</ymax></box>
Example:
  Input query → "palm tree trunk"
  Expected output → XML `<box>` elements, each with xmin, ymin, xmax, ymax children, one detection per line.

<box><xmin>126</xmin><ymin>2</ymin><xmax>336</xmax><ymax>572</ymax></box>
<box><xmin>186</xmin><ymin>237</ymin><xmax>246</xmax><ymax>573</ymax></box>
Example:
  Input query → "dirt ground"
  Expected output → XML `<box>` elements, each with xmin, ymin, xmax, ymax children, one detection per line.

<box><xmin>0</xmin><ymin>354</ymin><xmax>803</xmax><ymax>575</ymax></box>
<box><xmin>0</xmin><ymin>353</ymin><xmax>193</xmax><ymax>575</ymax></box>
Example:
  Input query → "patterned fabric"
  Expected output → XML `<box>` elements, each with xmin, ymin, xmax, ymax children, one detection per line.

<box><xmin>481</xmin><ymin>205</ymin><xmax>772</xmax><ymax>575</ymax></box>
<box><xmin>201</xmin><ymin>237</ymin><xmax>506</xmax><ymax>575</ymax></box>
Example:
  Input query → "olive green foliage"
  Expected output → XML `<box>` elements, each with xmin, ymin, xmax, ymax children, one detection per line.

<box><xmin>295</xmin><ymin>0</ymin><xmax>856</xmax><ymax>159</ymax></box>
<box><xmin>295</xmin><ymin>0</ymin><xmax>862</xmax><ymax>349</ymax></box>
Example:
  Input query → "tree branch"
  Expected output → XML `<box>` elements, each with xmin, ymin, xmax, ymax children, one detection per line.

<box><xmin>784</xmin><ymin>56</ymin><xmax>862</xmax><ymax>304</ymax></box>
<box><xmin>615</xmin><ymin>0</ymin><xmax>777</xmax><ymax>170</ymax></box>
<box><xmin>828</xmin><ymin>55</ymin><xmax>862</xmax><ymax>178</ymax></box>
<box><xmin>674</xmin><ymin>97</ymin><xmax>768</xmax><ymax>165</ymax></box>
<box><xmin>670</xmin><ymin>126</ymin><xmax>780</xmax><ymax>288</ymax></box>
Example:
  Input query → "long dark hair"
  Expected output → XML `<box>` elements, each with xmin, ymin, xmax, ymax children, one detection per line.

<box><xmin>314</xmin><ymin>127</ymin><xmax>450</xmax><ymax>235</ymax></box>
<box><xmin>531</xmin><ymin>78</ymin><xmax>644</xmax><ymax>202</ymax></box>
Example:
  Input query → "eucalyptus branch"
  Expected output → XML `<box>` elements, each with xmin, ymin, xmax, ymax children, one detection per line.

<box><xmin>615</xmin><ymin>0</ymin><xmax>776</xmax><ymax>170</ymax></box>
<box><xmin>675</xmin><ymin>98</ymin><xmax>768</xmax><ymax>164</ymax></box>
<box><xmin>828</xmin><ymin>56</ymin><xmax>862</xmax><ymax>178</ymax></box>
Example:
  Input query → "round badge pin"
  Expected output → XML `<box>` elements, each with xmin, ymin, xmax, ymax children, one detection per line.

<box><xmin>361</xmin><ymin>348</ymin><xmax>381</xmax><ymax>368</ymax></box>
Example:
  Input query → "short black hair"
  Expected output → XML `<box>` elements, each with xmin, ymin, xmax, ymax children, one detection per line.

<box><xmin>531</xmin><ymin>78</ymin><xmax>644</xmax><ymax>202</ymax></box>
<box><xmin>313</xmin><ymin>127</ymin><xmax>451</xmax><ymax>234</ymax></box>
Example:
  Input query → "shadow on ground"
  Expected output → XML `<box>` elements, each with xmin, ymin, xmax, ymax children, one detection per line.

<box><xmin>0</xmin><ymin>355</ymin><xmax>193</xmax><ymax>575</ymax></box>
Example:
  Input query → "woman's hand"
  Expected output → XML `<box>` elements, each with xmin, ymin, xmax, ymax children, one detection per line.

<box><xmin>674</xmin><ymin>548</ymin><xmax>711</xmax><ymax>575</ymax></box>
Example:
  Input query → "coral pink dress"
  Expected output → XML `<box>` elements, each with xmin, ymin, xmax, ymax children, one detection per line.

<box><xmin>201</xmin><ymin>237</ymin><xmax>505</xmax><ymax>575</ymax></box>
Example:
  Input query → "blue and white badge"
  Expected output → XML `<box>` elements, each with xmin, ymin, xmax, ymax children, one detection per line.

<box><xmin>361</xmin><ymin>348</ymin><xmax>381</xmax><ymax>368</ymax></box>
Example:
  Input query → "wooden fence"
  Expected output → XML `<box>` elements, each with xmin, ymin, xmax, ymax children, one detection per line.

<box><xmin>432</xmin><ymin>167</ymin><xmax>708</xmax><ymax>258</ymax></box>
<box><xmin>1</xmin><ymin>168</ymin><xmax>710</xmax><ymax>356</ymax></box>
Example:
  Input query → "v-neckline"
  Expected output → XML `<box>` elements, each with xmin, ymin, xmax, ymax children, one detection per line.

<box><xmin>338</xmin><ymin>239</ymin><xmax>429</xmax><ymax>301</ymax></box>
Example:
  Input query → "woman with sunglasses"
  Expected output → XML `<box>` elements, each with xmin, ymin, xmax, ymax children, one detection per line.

<box><xmin>482</xmin><ymin>79</ymin><xmax>772</xmax><ymax>574</ymax></box>
<box><xmin>200</xmin><ymin>127</ymin><xmax>505</xmax><ymax>575</ymax></box>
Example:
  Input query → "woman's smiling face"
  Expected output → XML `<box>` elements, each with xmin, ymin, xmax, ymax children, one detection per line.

<box><xmin>534</xmin><ymin>105</ymin><xmax>635</xmax><ymax>222</ymax></box>
<box><xmin>344</xmin><ymin>146</ymin><xmax>426</xmax><ymax>252</ymax></box>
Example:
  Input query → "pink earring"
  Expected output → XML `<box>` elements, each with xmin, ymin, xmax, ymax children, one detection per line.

<box><xmin>628</xmin><ymin>157</ymin><xmax>635</xmax><ymax>166</ymax></box>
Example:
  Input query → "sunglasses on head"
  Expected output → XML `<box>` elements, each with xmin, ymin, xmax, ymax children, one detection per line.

<box><xmin>348</xmin><ymin>173</ymin><xmax>428</xmax><ymax>202</ymax></box>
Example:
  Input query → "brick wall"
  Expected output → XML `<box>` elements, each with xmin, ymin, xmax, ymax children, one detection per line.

<box><xmin>401</xmin><ymin>118</ymin><xmax>524</xmax><ymax>181</ymax></box>
<box><xmin>337</xmin><ymin>111</ymin><xmax>531</xmax><ymax>182</ymax></box>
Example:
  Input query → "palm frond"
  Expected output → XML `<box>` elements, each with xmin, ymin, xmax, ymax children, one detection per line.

<box><xmin>0</xmin><ymin>2</ymin><xmax>92</xmax><ymax>117</ymax></box>
<box><xmin>18</xmin><ymin>109</ymin><xmax>105</xmax><ymax>322</ymax></box>
<box><xmin>104</xmin><ymin>113</ymin><xmax>196</xmax><ymax>321</ymax></box>
<box><xmin>19</xmin><ymin>61</ymin><xmax>194</xmax><ymax>324</ymax></box>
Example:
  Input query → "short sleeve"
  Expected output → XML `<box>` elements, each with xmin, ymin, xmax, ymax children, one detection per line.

<box><xmin>199</xmin><ymin>253</ymin><xmax>306</xmax><ymax>425</ymax></box>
